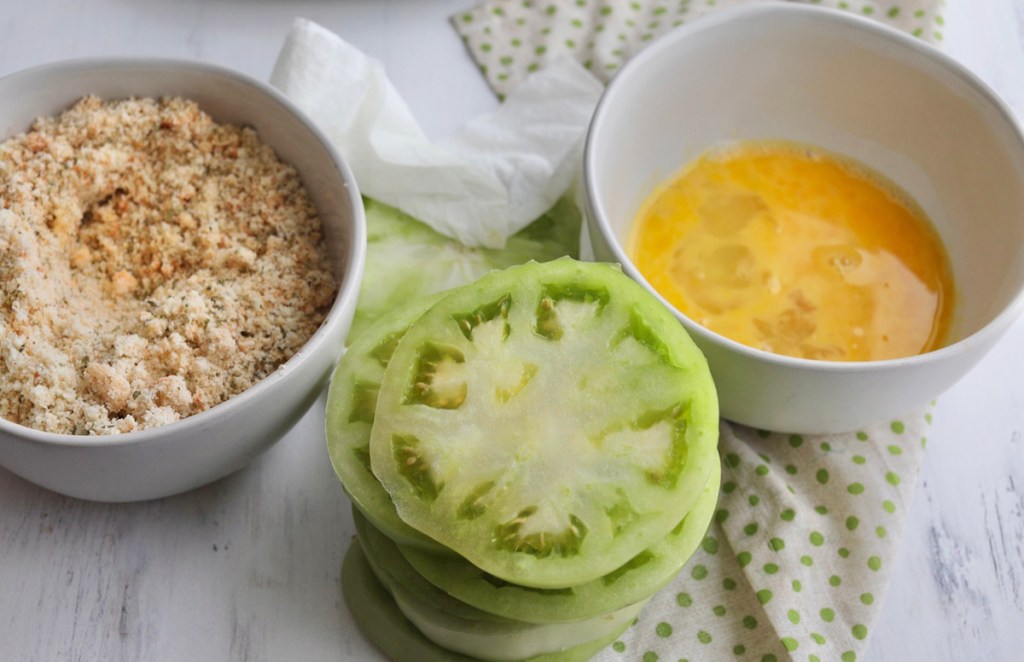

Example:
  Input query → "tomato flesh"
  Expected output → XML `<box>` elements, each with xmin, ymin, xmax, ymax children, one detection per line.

<box><xmin>326</xmin><ymin>294</ymin><xmax>449</xmax><ymax>552</ymax></box>
<box><xmin>370</xmin><ymin>259</ymin><xmax>719</xmax><ymax>588</ymax></box>
<box><xmin>401</xmin><ymin>460</ymin><xmax>719</xmax><ymax>623</ymax></box>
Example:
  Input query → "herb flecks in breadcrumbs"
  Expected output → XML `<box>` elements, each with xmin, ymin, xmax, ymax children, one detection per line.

<box><xmin>0</xmin><ymin>96</ymin><xmax>337</xmax><ymax>435</ymax></box>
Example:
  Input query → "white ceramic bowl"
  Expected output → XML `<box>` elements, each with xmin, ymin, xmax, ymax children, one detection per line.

<box><xmin>584</xmin><ymin>5</ymin><xmax>1024</xmax><ymax>433</ymax></box>
<box><xmin>0</xmin><ymin>59</ymin><xmax>366</xmax><ymax>501</ymax></box>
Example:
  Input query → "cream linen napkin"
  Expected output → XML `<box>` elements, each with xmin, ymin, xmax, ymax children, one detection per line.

<box><xmin>453</xmin><ymin>0</ymin><xmax>947</xmax><ymax>98</ymax></box>
<box><xmin>451</xmin><ymin>1</ymin><xmax>945</xmax><ymax>661</ymax></box>
<box><xmin>603</xmin><ymin>413</ymin><xmax>934</xmax><ymax>662</ymax></box>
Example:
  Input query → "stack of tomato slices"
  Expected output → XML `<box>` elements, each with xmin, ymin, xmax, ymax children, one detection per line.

<box><xmin>326</xmin><ymin>258</ymin><xmax>721</xmax><ymax>661</ymax></box>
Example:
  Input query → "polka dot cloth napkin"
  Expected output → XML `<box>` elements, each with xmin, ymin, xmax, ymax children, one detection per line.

<box><xmin>610</xmin><ymin>412</ymin><xmax>934</xmax><ymax>662</ymax></box>
<box><xmin>453</xmin><ymin>0</ymin><xmax>947</xmax><ymax>98</ymax></box>
<box><xmin>451</xmin><ymin>2</ymin><xmax>944</xmax><ymax>661</ymax></box>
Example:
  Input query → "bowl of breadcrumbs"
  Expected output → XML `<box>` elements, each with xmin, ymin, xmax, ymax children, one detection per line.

<box><xmin>0</xmin><ymin>59</ymin><xmax>366</xmax><ymax>501</ymax></box>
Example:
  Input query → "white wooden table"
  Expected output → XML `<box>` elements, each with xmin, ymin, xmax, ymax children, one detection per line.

<box><xmin>1</xmin><ymin>1</ymin><xmax>1022</xmax><ymax>660</ymax></box>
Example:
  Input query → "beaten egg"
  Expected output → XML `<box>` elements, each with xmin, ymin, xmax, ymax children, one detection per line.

<box><xmin>628</xmin><ymin>141</ymin><xmax>954</xmax><ymax>362</ymax></box>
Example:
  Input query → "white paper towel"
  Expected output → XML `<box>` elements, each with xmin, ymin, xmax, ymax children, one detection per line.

<box><xmin>270</xmin><ymin>18</ymin><xmax>603</xmax><ymax>249</ymax></box>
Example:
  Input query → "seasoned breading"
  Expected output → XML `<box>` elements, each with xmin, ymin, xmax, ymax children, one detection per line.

<box><xmin>0</xmin><ymin>96</ymin><xmax>337</xmax><ymax>435</ymax></box>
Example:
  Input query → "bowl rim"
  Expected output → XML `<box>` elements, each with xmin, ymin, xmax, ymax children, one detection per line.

<box><xmin>0</xmin><ymin>56</ymin><xmax>367</xmax><ymax>447</ymax></box>
<box><xmin>583</xmin><ymin>2</ymin><xmax>1024</xmax><ymax>374</ymax></box>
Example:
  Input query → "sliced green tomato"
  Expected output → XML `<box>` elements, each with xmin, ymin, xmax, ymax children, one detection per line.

<box><xmin>350</xmin><ymin>196</ymin><xmax>581</xmax><ymax>343</ymax></box>
<box><xmin>370</xmin><ymin>258</ymin><xmax>719</xmax><ymax>588</ymax></box>
<box><xmin>355</xmin><ymin>508</ymin><xmax>647</xmax><ymax>661</ymax></box>
<box><xmin>401</xmin><ymin>460</ymin><xmax>719</xmax><ymax>624</ymax></box>
<box><xmin>326</xmin><ymin>294</ymin><xmax>450</xmax><ymax>552</ymax></box>
<box><xmin>342</xmin><ymin>542</ymin><xmax>635</xmax><ymax>662</ymax></box>
<box><xmin>388</xmin><ymin>563</ymin><xmax>645</xmax><ymax>662</ymax></box>
<box><xmin>353</xmin><ymin>506</ymin><xmax>514</xmax><ymax>624</ymax></box>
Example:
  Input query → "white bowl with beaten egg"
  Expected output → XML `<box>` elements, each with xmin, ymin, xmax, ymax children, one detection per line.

<box><xmin>584</xmin><ymin>5</ymin><xmax>1024</xmax><ymax>433</ymax></box>
<box><xmin>0</xmin><ymin>59</ymin><xmax>365</xmax><ymax>501</ymax></box>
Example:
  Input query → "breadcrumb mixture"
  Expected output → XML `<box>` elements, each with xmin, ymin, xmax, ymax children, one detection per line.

<box><xmin>0</xmin><ymin>96</ymin><xmax>337</xmax><ymax>435</ymax></box>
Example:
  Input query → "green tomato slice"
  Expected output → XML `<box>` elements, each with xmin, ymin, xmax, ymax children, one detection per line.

<box><xmin>353</xmin><ymin>506</ymin><xmax>513</xmax><ymax>624</ymax></box>
<box><xmin>350</xmin><ymin>196</ymin><xmax>580</xmax><ymax>343</ymax></box>
<box><xmin>370</xmin><ymin>258</ymin><xmax>719</xmax><ymax>588</ymax></box>
<box><xmin>354</xmin><ymin>508</ymin><xmax>647</xmax><ymax>661</ymax></box>
<box><xmin>326</xmin><ymin>294</ymin><xmax>451</xmax><ymax>552</ymax></box>
<box><xmin>342</xmin><ymin>542</ymin><xmax>634</xmax><ymax>662</ymax></box>
<box><xmin>401</xmin><ymin>460</ymin><xmax>720</xmax><ymax>624</ymax></box>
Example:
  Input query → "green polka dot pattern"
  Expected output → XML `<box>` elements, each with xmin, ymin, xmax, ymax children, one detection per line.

<box><xmin>453</xmin><ymin>0</ymin><xmax>947</xmax><ymax>97</ymax></box>
<box><xmin>566</xmin><ymin>407</ymin><xmax>932</xmax><ymax>660</ymax></box>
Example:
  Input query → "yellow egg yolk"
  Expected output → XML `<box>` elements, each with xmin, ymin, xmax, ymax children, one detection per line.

<box><xmin>628</xmin><ymin>141</ymin><xmax>954</xmax><ymax>362</ymax></box>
